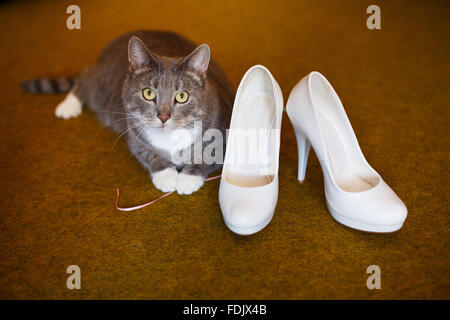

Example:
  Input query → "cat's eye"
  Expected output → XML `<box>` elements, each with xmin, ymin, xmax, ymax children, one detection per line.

<box><xmin>175</xmin><ymin>91</ymin><xmax>189</xmax><ymax>104</ymax></box>
<box><xmin>142</xmin><ymin>88</ymin><xmax>156</xmax><ymax>101</ymax></box>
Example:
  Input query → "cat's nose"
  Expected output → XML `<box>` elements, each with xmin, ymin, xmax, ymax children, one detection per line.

<box><xmin>157</xmin><ymin>114</ymin><xmax>171</xmax><ymax>123</ymax></box>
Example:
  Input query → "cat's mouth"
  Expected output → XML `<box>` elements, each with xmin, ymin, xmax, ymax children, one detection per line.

<box><xmin>155</xmin><ymin>121</ymin><xmax>170</xmax><ymax>129</ymax></box>
<box><xmin>140</xmin><ymin>117</ymin><xmax>187</xmax><ymax>130</ymax></box>
<box><xmin>148</xmin><ymin>120</ymin><xmax>172</xmax><ymax>130</ymax></box>
<box><xmin>138</xmin><ymin>117</ymin><xmax>169</xmax><ymax>129</ymax></box>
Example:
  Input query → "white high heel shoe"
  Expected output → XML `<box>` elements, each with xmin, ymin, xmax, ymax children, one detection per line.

<box><xmin>219</xmin><ymin>65</ymin><xmax>283</xmax><ymax>235</ymax></box>
<box><xmin>286</xmin><ymin>71</ymin><xmax>407</xmax><ymax>233</ymax></box>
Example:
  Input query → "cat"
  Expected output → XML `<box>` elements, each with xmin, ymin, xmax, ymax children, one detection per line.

<box><xmin>22</xmin><ymin>31</ymin><xmax>234</xmax><ymax>195</ymax></box>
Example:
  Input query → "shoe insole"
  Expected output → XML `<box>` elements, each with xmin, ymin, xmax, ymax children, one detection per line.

<box><xmin>318</xmin><ymin>110</ymin><xmax>375</xmax><ymax>192</ymax></box>
<box><xmin>225</xmin><ymin>92</ymin><xmax>276</xmax><ymax>188</ymax></box>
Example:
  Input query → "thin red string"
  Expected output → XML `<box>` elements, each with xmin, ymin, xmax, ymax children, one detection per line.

<box><xmin>115</xmin><ymin>175</ymin><xmax>221</xmax><ymax>212</ymax></box>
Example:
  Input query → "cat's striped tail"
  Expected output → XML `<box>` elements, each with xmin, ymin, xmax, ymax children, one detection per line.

<box><xmin>21</xmin><ymin>77</ymin><xmax>76</xmax><ymax>94</ymax></box>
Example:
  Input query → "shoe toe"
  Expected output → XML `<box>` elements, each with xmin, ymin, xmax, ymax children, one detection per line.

<box><xmin>360</xmin><ymin>186</ymin><xmax>408</xmax><ymax>231</ymax></box>
<box><xmin>226</xmin><ymin>205</ymin><xmax>266</xmax><ymax>229</ymax></box>
<box><xmin>377</xmin><ymin>196</ymin><xmax>408</xmax><ymax>227</ymax></box>
<box><xmin>328</xmin><ymin>180</ymin><xmax>408</xmax><ymax>232</ymax></box>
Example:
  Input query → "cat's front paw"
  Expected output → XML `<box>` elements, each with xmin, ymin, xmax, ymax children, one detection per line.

<box><xmin>176</xmin><ymin>173</ymin><xmax>204</xmax><ymax>195</ymax></box>
<box><xmin>152</xmin><ymin>167</ymin><xmax>178</xmax><ymax>192</ymax></box>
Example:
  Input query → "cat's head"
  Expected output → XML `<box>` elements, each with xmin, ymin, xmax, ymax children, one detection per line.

<box><xmin>123</xmin><ymin>36</ymin><xmax>210</xmax><ymax>130</ymax></box>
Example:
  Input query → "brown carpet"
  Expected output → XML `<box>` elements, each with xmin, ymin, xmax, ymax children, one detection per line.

<box><xmin>0</xmin><ymin>0</ymin><xmax>448</xmax><ymax>299</ymax></box>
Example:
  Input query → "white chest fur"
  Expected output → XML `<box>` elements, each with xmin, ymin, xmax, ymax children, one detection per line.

<box><xmin>142</xmin><ymin>127</ymin><xmax>198</xmax><ymax>156</ymax></box>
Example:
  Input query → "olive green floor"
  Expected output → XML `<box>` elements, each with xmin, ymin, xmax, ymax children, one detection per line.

<box><xmin>0</xmin><ymin>0</ymin><xmax>448</xmax><ymax>299</ymax></box>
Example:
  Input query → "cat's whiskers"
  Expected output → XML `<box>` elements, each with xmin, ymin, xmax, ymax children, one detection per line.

<box><xmin>112</xmin><ymin>114</ymin><xmax>139</xmax><ymax>123</ymax></box>
<box><xmin>132</xmin><ymin>123</ymin><xmax>148</xmax><ymax>146</ymax></box>
<box><xmin>111</xmin><ymin>116</ymin><xmax>131</xmax><ymax>123</ymax></box>
<box><xmin>109</xmin><ymin>120</ymin><xmax>141</xmax><ymax>159</ymax></box>
<box><xmin>97</xmin><ymin>110</ymin><xmax>129</xmax><ymax>115</ymax></box>
<box><xmin>96</xmin><ymin>102</ymin><xmax>129</xmax><ymax>115</ymax></box>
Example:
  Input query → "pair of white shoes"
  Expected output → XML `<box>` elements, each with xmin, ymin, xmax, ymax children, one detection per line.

<box><xmin>219</xmin><ymin>66</ymin><xmax>407</xmax><ymax>235</ymax></box>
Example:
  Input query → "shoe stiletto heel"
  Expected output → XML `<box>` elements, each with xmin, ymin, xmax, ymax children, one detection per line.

<box><xmin>293</xmin><ymin>127</ymin><xmax>310</xmax><ymax>183</ymax></box>
<box><xmin>286</xmin><ymin>71</ymin><xmax>407</xmax><ymax>233</ymax></box>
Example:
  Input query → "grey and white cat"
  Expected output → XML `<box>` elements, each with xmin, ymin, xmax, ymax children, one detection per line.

<box><xmin>22</xmin><ymin>31</ymin><xmax>234</xmax><ymax>194</ymax></box>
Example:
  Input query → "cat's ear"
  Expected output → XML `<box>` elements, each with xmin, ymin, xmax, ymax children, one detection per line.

<box><xmin>182</xmin><ymin>44</ymin><xmax>210</xmax><ymax>80</ymax></box>
<box><xmin>128</xmin><ymin>36</ymin><xmax>158</xmax><ymax>74</ymax></box>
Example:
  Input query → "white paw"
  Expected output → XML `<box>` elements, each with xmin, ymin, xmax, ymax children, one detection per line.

<box><xmin>176</xmin><ymin>173</ymin><xmax>204</xmax><ymax>195</ymax></box>
<box><xmin>152</xmin><ymin>167</ymin><xmax>178</xmax><ymax>192</ymax></box>
<box><xmin>55</xmin><ymin>92</ymin><xmax>82</xmax><ymax>119</ymax></box>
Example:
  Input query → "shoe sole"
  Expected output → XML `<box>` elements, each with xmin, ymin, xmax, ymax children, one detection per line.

<box><xmin>327</xmin><ymin>202</ymin><xmax>404</xmax><ymax>233</ymax></box>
